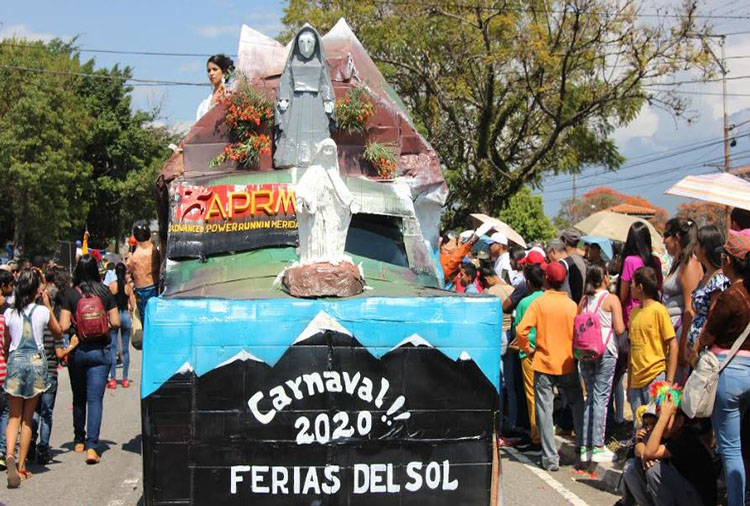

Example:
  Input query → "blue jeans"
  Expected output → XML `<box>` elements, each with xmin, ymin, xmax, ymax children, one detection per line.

<box><xmin>32</xmin><ymin>375</ymin><xmax>58</xmax><ymax>451</ymax></box>
<box><xmin>110</xmin><ymin>310</ymin><xmax>132</xmax><ymax>380</ymax></box>
<box><xmin>68</xmin><ymin>343</ymin><xmax>109</xmax><ymax>451</ymax></box>
<box><xmin>713</xmin><ymin>354</ymin><xmax>750</xmax><ymax>506</ymax></box>
<box><xmin>0</xmin><ymin>392</ymin><xmax>7</xmax><ymax>455</ymax></box>
<box><xmin>579</xmin><ymin>348</ymin><xmax>617</xmax><ymax>448</ymax></box>
<box><xmin>628</xmin><ymin>372</ymin><xmax>665</xmax><ymax>426</ymax></box>
<box><xmin>134</xmin><ymin>285</ymin><xmax>157</xmax><ymax>326</ymax></box>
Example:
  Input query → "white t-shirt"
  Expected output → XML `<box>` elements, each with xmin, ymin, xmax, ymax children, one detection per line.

<box><xmin>4</xmin><ymin>304</ymin><xmax>50</xmax><ymax>352</ymax></box>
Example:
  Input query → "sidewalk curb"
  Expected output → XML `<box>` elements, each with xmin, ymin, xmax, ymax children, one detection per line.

<box><xmin>555</xmin><ymin>435</ymin><xmax>623</xmax><ymax>493</ymax></box>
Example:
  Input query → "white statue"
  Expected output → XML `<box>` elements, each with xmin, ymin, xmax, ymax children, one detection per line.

<box><xmin>295</xmin><ymin>139</ymin><xmax>356</xmax><ymax>263</ymax></box>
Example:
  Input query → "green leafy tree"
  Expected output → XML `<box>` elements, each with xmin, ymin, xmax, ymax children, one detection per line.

<box><xmin>76</xmin><ymin>64</ymin><xmax>177</xmax><ymax>248</ymax></box>
<box><xmin>0</xmin><ymin>39</ymin><xmax>177</xmax><ymax>255</ymax></box>
<box><xmin>282</xmin><ymin>0</ymin><xmax>713</xmax><ymax>226</ymax></box>
<box><xmin>498</xmin><ymin>186</ymin><xmax>555</xmax><ymax>243</ymax></box>
<box><xmin>0</xmin><ymin>39</ymin><xmax>92</xmax><ymax>252</ymax></box>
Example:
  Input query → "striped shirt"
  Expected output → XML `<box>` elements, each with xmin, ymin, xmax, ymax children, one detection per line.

<box><xmin>0</xmin><ymin>315</ymin><xmax>6</xmax><ymax>387</ymax></box>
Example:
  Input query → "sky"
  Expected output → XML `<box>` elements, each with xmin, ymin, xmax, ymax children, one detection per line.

<box><xmin>2</xmin><ymin>0</ymin><xmax>750</xmax><ymax>219</ymax></box>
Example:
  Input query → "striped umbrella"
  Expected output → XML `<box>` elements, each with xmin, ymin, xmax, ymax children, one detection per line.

<box><xmin>665</xmin><ymin>172</ymin><xmax>750</xmax><ymax>211</ymax></box>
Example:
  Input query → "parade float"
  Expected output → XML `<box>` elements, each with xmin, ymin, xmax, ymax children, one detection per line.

<box><xmin>142</xmin><ymin>19</ymin><xmax>502</xmax><ymax>506</ymax></box>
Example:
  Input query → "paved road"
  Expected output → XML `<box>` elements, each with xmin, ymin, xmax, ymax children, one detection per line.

<box><xmin>2</xmin><ymin>348</ymin><xmax>620</xmax><ymax>506</ymax></box>
<box><xmin>2</xmin><ymin>347</ymin><xmax>144</xmax><ymax>506</ymax></box>
<box><xmin>501</xmin><ymin>446</ymin><xmax>620</xmax><ymax>506</ymax></box>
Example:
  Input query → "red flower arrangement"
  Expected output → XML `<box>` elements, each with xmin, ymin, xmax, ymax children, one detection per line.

<box><xmin>362</xmin><ymin>141</ymin><xmax>399</xmax><ymax>179</ymax></box>
<box><xmin>335</xmin><ymin>86</ymin><xmax>375</xmax><ymax>134</ymax></box>
<box><xmin>211</xmin><ymin>79</ymin><xmax>274</xmax><ymax>170</ymax></box>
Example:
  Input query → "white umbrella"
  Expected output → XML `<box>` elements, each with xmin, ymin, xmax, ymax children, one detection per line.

<box><xmin>665</xmin><ymin>172</ymin><xmax>750</xmax><ymax>211</ymax></box>
<box><xmin>470</xmin><ymin>213</ymin><xmax>527</xmax><ymax>248</ymax></box>
<box><xmin>575</xmin><ymin>211</ymin><xmax>663</xmax><ymax>251</ymax></box>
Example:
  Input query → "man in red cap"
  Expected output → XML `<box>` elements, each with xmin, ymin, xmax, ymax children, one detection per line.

<box><xmin>516</xmin><ymin>261</ymin><xmax>582</xmax><ymax>471</ymax></box>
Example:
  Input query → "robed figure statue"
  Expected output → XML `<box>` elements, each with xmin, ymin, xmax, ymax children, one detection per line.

<box><xmin>274</xmin><ymin>25</ymin><xmax>336</xmax><ymax>169</ymax></box>
<box><xmin>295</xmin><ymin>139</ymin><xmax>355</xmax><ymax>264</ymax></box>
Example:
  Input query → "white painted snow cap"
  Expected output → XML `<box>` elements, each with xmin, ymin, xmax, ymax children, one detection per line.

<box><xmin>217</xmin><ymin>350</ymin><xmax>264</xmax><ymax>369</ymax></box>
<box><xmin>458</xmin><ymin>351</ymin><xmax>473</xmax><ymax>361</ymax></box>
<box><xmin>391</xmin><ymin>334</ymin><xmax>434</xmax><ymax>351</ymax></box>
<box><xmin>322</xmin><ymin>17</ymin><xmax>355</xmax><ymax>42</ymax></box>
<box><xmin>236</xmin><ymin>24</ymin><xmax>291</xmax><ymax>79</ymax></box>
<box><xmin>176</xmin><ymin>362</ymin><xmax>193</xmax><ymax>374</ymax></box>
<box><xmin>294</xmin><ymin>311</ymin><xmax>352</xmax><ymax>344</ymax></box>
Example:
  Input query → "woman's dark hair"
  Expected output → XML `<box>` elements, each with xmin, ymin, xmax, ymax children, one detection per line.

<box><xmin>73</xmin><ymin>254</ymin><xmax>102</xmax><ymax>296</ymax></box>
<box><xmin>54</xmin><ymin>270</ymin><xmax>71</xmax><ymax>291</ymax></box>
<box><xmin>12</xmin><ymin>269</ymin><xmax>40</xmax><ymax>313</ymax></box>
<box><xmin>207</xmin><ymin>54</ymin><xmax>235</xmax><ymax>82</ymax></box>
<box><xmin>664</xmin><ymin>217</ymin><xmax>698</xmax><ymax>275</ymax></box>
<box><xmin>115</xmin><ymin>262</ymin><xmax>128</xmax><ymax>309</ymax></box>
<box><xmin>584</xmin><ymin>263</ymin><xmax>607</xmax><ymax>296</ymax></box>
<box><xmin>731</xmin><ymin>207</ymin><xmax>750</xmax><ymax>231</ymax></box>
<box><xmin>633</xmin><ymin>266</ymin><xmax>660</xmax><ymax>300</ymax></box>
<box><xmin>510</xmin><ymin>247</ymin><xmax>526</xmax><ymax>269</ymax></box>
<box><xmin>697</xmin><ymin>225</ymin><xmax>724</xmax><ymax>269</ymax></box>
<box><xmin>617</xmin><ymin>222</ymin><xmax>657</xmax><ymax>294</ymax></box>
<box><xmin>727</xmin><ymin>253</ymin><xmax>750</xmax><ymax>293</ymax></box>
<box><xmin>524</xmin><ymin>264</ymin><xmax>545</xmax><ymax>291</ymax></box>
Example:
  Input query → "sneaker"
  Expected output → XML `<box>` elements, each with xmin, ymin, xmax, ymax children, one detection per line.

<box><xmin>36</xmin><ymin>447</ymin><xmax>50</xmax><ymax>465</ymax></box>
<box><xmin>121</xmin><ymin>379</ymin><xmax>130</xmax><ymax>388</ymax></box>
<box><xmin>544</xmin><ymin>463</ymin><xmax>560</xmax><ymax>472</ymax></box>
<box><xmin>591</xmin><ymin>446</ymin><xmax>617</xmax><ymax>463</ymax></box>
<box><xmin>107</xmin><ymin>379</ymin><xmax>117</xmax><ymax>390</ymax></box>
<box><xmin>580</xmin><ymin>447</ymin><xmax>591</xmax><ymax>463</ymax></box>
<box><xmin>85</xmin><ymin>449</ymin><xmax>100</xmax><ymax>465</ymax></box>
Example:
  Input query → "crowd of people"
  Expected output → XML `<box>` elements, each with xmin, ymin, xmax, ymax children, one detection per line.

<box><xmin>440</xmin><ymin>207</ymin><xmax>750</xmax><ymax>506</ymax></box>
<box><xmin>0</xmin><ymin>221</ymin><xmax>160</xmax><ymax>489</ymax></box>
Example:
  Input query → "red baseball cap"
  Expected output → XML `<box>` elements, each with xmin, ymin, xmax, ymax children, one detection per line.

<box><xmin>542</xmin><ymin>261</ymin><xmax>567</xmax><ymax>285</ymax></box>
<box><xmin>518</xmin><ymin>250</ymin><xmax>547</xmax><ymax>266</ymax></box>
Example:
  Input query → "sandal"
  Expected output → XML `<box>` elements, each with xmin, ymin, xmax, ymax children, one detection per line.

<box><xmin>18</xmin><ymin>469</ymin><xmax>32</xmax><ymax>481</ymax></box>
<box><xmin>6</xmin><ymin>456</ymin><xmax>20</xmax><ymax>488</ymax></box>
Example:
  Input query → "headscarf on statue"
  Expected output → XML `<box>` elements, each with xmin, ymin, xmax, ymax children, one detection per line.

<box><xmin>274</xmin><ymin>25</ymin><xmax>336</xmax><ymax>169</ymax></box>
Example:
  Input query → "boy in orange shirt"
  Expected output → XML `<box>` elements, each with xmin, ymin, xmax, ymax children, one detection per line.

<box><xmin>517</xmin><ymin>262</ymin><xmax>582</xmax><ymax>471</ymax></box>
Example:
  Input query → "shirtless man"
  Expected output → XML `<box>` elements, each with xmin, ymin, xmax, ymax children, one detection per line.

<box><xmin>126</xmin><ymin>221</ymin><xmax>160</xmax><ymax>325</ymax></box>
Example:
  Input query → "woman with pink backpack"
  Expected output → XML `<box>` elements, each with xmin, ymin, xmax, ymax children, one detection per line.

<box><xmin>575</xmin><ymin>264</ymin><xmax>625</xmax><ymax>463</ymax></box>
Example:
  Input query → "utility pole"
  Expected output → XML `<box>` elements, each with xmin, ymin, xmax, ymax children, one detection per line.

<box><xmin>701</xmin><ymin>35</ymin><xmax>730</xmax><ymax>172</ymax></box>
<box><xmin>721</xmin><ymin>36</ymin><xmax>730</xmax><ymax>173</ymax></box>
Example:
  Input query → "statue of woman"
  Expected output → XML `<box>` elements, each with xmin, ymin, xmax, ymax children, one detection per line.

<box><xmin>274</xmin><ymin>25</ymin><xmax>336</xmax><ymax>169</ymax></box>
<box><xmin>296</xmin><ymin>139</ymin><xmax>355</xmax><ymax>263</ymax></box>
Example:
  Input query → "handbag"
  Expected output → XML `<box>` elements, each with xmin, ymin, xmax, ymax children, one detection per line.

<box><xmin>131</xmin><ymin>308</ymin><xmax>143</xmax><ymax>351</ymax></box>
<box><xmin>682</xmin><ymin>320</ymin><xmax>750</xmax><ymax>418</ymax></box>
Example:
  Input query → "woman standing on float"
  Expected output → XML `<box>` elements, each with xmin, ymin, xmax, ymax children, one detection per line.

<box><xmin>196</xmin><ymin>54</ymin><xmax>234</xmax><ymax>121</ymax></box>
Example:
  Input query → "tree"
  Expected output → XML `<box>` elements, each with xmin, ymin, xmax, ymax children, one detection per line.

<box><xmin>555</xmin><ymin>186</ymin><xmax>668</xmax><ymax>230</ymax></box>
<box><xmin>676</xmin><ymin>201</ymin><xmax>726</xmax><ymax>228</ymax></box>
<box><xmin>282</xmin><ymin>0</ymin><xmax>713</xmax><ymax>226</ymax></box>
<box><xmin>0</xmin><ymin>39</ymin><xmax>93</xmax><ymax>252</ymax></box>
<box><xmin>498</xmin><ymin>186</ymin><xmax>555</xmax><ymax>243</ymax></box>
<box><xmin>76</xmin><ymin>63</ymin><xmax>177</xmax><ymax>248</ymax></box>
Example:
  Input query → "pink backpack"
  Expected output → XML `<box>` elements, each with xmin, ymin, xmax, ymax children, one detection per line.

<box><xmin>573</xmin><ymin>293</ymin><xmax>613</xmax><ymax>361</ymax></box>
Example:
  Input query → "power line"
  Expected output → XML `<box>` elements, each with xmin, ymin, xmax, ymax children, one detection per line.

<box><xmin>363</xmin><ymin>0</ymin><xmax>750</xmax><ymax>19</ymax></box>
<box><xmin>0</xmin><ymin>64</ymin><xmax>209</xmax><ymax>87</ymax></box>
<box><xmin>542</xmin><ymin>148</ymin><xmax>750</xmax><ymax>197</ymax></box>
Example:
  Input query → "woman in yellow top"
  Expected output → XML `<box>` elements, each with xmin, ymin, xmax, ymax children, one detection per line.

<box><xmin>627</xmin><ymin>266</ymin><xmax>678</xmax><ymax>422</ymax></box>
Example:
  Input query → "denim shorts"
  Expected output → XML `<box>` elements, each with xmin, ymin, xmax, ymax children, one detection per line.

<box><xmin>3</xmin><ymin>350</ymin><xmax>51</xmax><ymax>399</ymax></box>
